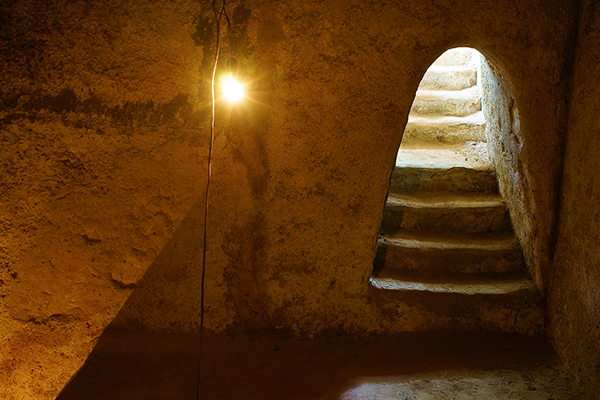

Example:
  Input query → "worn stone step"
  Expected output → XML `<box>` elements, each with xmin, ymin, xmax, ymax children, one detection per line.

<box><xmin>374</xmin><ymin>229</ymin><xmax>525</xmax><ymax>277</ymax></box>
<box><xmin>396</xmin><ymin>142</ymin><xmax>492</xmax><ymax>169</ymax></box>
<box><xmin>401</xmin><ymin>112</ymin><xmax>486</xmax><ymax>146</ymax></box>
<box><xmin>373</xmin><ymin>269</ymin><xmax>538</xmax><ymax>296</ymax></box>
<box><xmin>381</xmin><ymin>192</ymin><xmax>511</xmax><ymax>234</ymax></box>
<box><xmin>419</xmin><ymin>65</ymin><xmax>477</xmax><ymax>91</ymax></box>
<box><xmin>390</xmin><ymin>144</ymin><xmax>498</xmax><ymax>194</ymax></box>
<box><xmin>369</xmin><ymin>270</ymin><xmax>544</xmax><ymax>335</ymax></box>
<box><xmin>411</xmin><ymin>87</ymin><xmax>481</xmax><ymax>117</ymax></box>
<box><xmin>432</xmin><ymin>48</ymin><xmax>474</xmax><ymax>67</ymax></box>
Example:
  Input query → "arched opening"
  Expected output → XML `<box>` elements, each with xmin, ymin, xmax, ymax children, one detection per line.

<box><xmin>370</xmin><ymin>48</ymin><xmax>541</xmax><ymax>334</ymax></box>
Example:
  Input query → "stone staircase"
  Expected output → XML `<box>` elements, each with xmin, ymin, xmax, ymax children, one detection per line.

<box><xmin>371</xmin><ymin>48</ymin><xmax>544</xmax><ymax>335</ymax></box>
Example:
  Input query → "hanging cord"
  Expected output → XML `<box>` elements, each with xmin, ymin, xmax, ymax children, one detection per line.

<box><xmin>218</xmin><ymin>0</ymin><xmax>232</xmax><ymax>60</ymax></box>
<box><xmin>196</xmin><ymin>1</ymin><xmax>227</xmax><ymax>399</ymax></box>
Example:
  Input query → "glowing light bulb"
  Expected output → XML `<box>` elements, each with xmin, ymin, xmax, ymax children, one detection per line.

<box><xmin>222</xmin><ymin>75</ymin><xmax>244</xmax><ymax>103</ymax></box>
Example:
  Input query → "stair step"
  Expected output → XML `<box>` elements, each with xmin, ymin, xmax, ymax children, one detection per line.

<box><xmin>432</xmin><ymin>48</ymin><xmax>474</xmax><ymax>67</ymax></box>
<box><xmin>374</xmin><ymin>230</ymin><xmax>525</xmax><ymax>276</ymax></box>
<box><xmin>419</xmin><ymin>65</ymin><xmax>477</xmax><ymax>91</ymax></box>
<box><xmin>391</xmin><ymin>144</ymin><xmax>497</xmax><ymax>194</ymax></box>
<box><xmin>369</xmin><ymin>270</ymin><xmax>544</xmax><ymax>334</ymax></box>
<box><xmin>396</xmin><ymin>143</ymin><xmax>493</xmax><ymax>169</ymax></box>
<box><xmin>373</xmin><ymin>269</ymin><xmax>538</xmax><ymax>296</ymax></box>
<box><xmin>401</xmin><ymin>112</ymin><xmax>486</xmax><ymax>146</ymax></box>
<box><xmin>381</xmin><ymin>192</ymin><xmax>511</xmax><ymax>234</ymax></box>
<box><xmin>411</xmin><ymin>87</ymin><xmax>481</xmax><ymax>117</ymax></box>
<box><xmin>367</xmin><ymin>48</ymin><xmax>541</xmax><ymax>335</ymax></box>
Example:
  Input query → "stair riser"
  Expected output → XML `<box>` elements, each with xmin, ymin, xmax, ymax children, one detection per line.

<box><xmin>419</xmin><ymin>69</ymin><xmax>477</xmax><ymax>91</ymax></box>
<box><xmin>382</xmin><ymin>205</ymin><xmax>511</xmax><ymax>234</ymax></box>
<box><xmin>411</xmin><ymin>96</ymin><xmax>481</xmax><ymax>117</ymax></box>
<box><xmin>378</xmin><ymin>244</ymin><xmax>525</xmax><ymax>276</ymax></box>
<box><xmin>389</xmin><ymin>167</ymin><xmax>498</xmax><ymax>194</ymax></box>
<box><xmin>369</xmin><ymin>284</ymin><xmax>544</xmax><ymax>335</ymax></box>
<box><xmin>401</xmin><ymin>121</ymin><xmax>485</xmax><ymax>146</ymax></box>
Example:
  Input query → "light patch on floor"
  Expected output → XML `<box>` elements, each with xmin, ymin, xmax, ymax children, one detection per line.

<box><xmin>58</xmin><ymin>328</ymin><xmax>589</xmax><ymax>400</ymax></box>
<box><xmin>342</xmin><ymin>368</ymin><xmax>585</xmax><ymax>399</ymax></box>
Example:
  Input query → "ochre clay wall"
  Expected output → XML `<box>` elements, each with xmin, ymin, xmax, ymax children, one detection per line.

<box><xmin>0</xmin><ymin>1</ymin><xmax>210</xmax><ymax>397</ymax></box>
<box><xmin>0</xmin><ymin>0</ymin><xmax>579</xmax><ymax>398</ymax></box>
<box><xmin>480</xmin><ymin>58</ymin><xmax>552</xmax><ymax>292</ymax></box>
<box><xmin>548</xmin><ymin>0</ymin><xmax>600</xmax><ymax>394</ymax></box>
<box><xmin>480</xmin><ymin>28</ymin><xmax>579</xmax><ymax>294</ymax></box>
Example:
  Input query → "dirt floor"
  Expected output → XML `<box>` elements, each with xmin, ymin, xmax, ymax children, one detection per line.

<box><xmin>57</xmin><ymin>327</ymin><xmax>589</xmax><ymax>400</ymax></box>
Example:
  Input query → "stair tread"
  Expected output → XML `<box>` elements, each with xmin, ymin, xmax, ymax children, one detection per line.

<box><xmin>396</xmin><ymin>143</ymin><xmax>493</xmax><ymax>170</ymax></box>
<box><xmin>379</xmin><ymin>229</ymin><xmax>519</xmax><ymax>250</ymax></box>
<box><xmin>411</xmin><ymin>86</ymin><xmax>481</xmax><ymax>117</ymax></box>
<box><xmin>402</xmin><ymin>112</ymin><xmax>486</xmax><ymax>146</ymax></box>
<box><xmin>414</xmin><ymin>86</ymin><xmax>480</xmax><ymax>103</ymax></box>
<box><xmin>419</xmin><ymin>65</ymin><xmax>478</xmax><ymax>91</ymax></box>
<box><xmin>425</xmin><ymin>65</ymin><xmax>477</xmax><ymax>73</ymax></box>
<box><xmin>387</xmin><ymin>192</ymin><xmax>504</xmax><ymax>208</ymax></box>
<box><xmin>371</xmin><ymin>270</ymin><xmax>539</xmax><ymax>297</ymax></box>
<box><xmin>407</xmin><ymin>111</ymin><xmax>485</xmax><ymax>129</ymax></box>
<box><xmin>382</xmin><ymin>192</ymin><xmax>511</xmax><ymax>234</ymax></box>
<box><xmin>432</xmin><ymin>48</ymin><xmax>474</xmax><ymax>67</ymax></box>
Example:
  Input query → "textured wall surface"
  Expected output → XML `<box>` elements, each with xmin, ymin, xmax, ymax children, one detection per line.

<box><xmin>0</xmin><ymin>0</ymin><xmax>581</xmax><ymax>398</ymax></box>
<box><xmin>480</xmin><ymin>60</ymin><xmax>543</xmax><ymax>288</ymax></box>
<box><xmin>548</xmin><ymin>0</ymin><xmax>600</xmax><ymax>395</ymax></box>
<box><xmin>480</xmin><ymin>30</ymin><xmax>578</xmax><ymax>293</ymax></box>
<box><xmin>0</xmin><ymin>1</ymin><xmax>209</xmax><ymax>397</ymax></box>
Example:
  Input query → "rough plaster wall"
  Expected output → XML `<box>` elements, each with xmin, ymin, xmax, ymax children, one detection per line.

<box><xmin>480</xmin><ymin>60</ymin><xmax>539</xmax><ymax>283</ymax></box>
<box><xmin>0</xmin><ymin>0</ymin><xmax>577</xmax><ymax>398</ymax></box>
<box><xmin>548</xmin><ymin>0</ymin><xmax>600</xmax><ymax>396</ymax></box>
<box><xmin>480</xmin><ymin>33</ymin><xmax>577</xmax><ymax>293</ymax></box>
<box><xmin>0</xmin><ymin>0</ymin><xmax>212</xmax><ymax>398</ymax></box>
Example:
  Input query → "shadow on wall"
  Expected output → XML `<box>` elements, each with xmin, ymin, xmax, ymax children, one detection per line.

<box><xmin>106</xmin><ymin>196</ymin><xmax>220</xmax><ymax>334</ymax></box>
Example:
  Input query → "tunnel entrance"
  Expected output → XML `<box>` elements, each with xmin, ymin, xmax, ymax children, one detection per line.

<box><xmin>370</xmin><ymin>48</ymin><xmax>542</xmax><ymax>333</ymax></box>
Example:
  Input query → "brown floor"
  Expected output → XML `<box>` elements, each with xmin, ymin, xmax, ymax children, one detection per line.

<box><xmin>57</xmin><ymin>327</ymin><xmax>589</xmax><ymax>400</ymax></box>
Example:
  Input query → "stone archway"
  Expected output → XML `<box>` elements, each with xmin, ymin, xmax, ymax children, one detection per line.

<box><xmin>369</xmin><ymin>47</ymin><xmax>543</xmax><ymax>335</ymax></box>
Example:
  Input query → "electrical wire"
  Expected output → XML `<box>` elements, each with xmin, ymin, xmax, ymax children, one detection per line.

<box><xmin>196</xmin><ymin>1</ymin><xmax>227</xmax><ymax>399</ymax></box>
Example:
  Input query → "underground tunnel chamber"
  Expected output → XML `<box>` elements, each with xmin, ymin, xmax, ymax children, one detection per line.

<box><xmin>54</xmin><ymin>48</ymin><xmax>586</xmax><ymax>400</ymax></box>
<box><xmin>370</xmin><ymin>47</ymin><xmax>544</xmax><ymax>334</ymax></box>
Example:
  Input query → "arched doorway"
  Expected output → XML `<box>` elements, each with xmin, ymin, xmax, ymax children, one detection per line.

<box><xmin>370</xmin><ymin>48</ymin><xmax>542</xmax><ymax>334</ymax></box>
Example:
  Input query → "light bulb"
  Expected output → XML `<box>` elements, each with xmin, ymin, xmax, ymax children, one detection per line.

<box><xmin>222</xmin><ymin>74</ymin><xmax>244</xmax><ymax>103</ymax></box>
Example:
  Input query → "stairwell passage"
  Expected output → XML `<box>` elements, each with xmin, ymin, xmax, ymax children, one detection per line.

<box><xmin>371</xmin><ymin>48</ymin><xmax>544</xmax><ymax>335</ymax></box>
